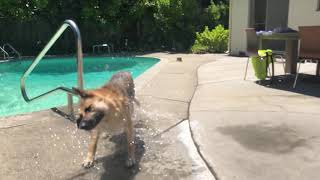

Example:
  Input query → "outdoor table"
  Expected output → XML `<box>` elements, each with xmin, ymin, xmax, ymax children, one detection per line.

<box><xmin>257</xmin><ymin>32</ymin><xmax>299</xmax><ymax>74</ymax></box>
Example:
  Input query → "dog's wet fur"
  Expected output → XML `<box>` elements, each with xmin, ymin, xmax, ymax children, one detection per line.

<box><xmin>73</xmin><ymin>71</ymin><xmax>138</xmax><ymax>168</ymax></box>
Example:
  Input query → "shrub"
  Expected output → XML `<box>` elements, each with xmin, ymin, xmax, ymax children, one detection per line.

<box><xmin>191</xmin><ymin>25</ymin><xmax>229</xmax><ymax>53</ymax></box>
<box><xmin>207</xmin><ymin>1</ymin><xmax>229</xmax><ymax>28</ymax></box>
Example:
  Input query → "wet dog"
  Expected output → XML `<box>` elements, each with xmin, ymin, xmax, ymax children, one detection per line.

<box><xmin>73</xmin><ymin>71</ymin><xmax>138</xmax><ymax>168</ymax></box>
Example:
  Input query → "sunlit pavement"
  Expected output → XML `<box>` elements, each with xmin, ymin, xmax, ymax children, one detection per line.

<box><xmin>190</xmin><ymin>56</ymin><xmax>320</xmax><ymax>180</ymax></box>
<box><xmin>2</xmin><ymin>53</ymin><xmax>320</xmax><ymax>180</ymax></box>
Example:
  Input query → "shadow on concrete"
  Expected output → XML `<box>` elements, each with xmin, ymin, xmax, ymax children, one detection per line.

<box><xmin>256</xmin><ymin>74</ymin><xmax>320</xmax><ymax>98</ymax></box>
<box><xmin>217</xmin><ymin>123</ymin><xmax>309</xmax><ymax>154</ymax></box>
<box><xmin>66</xmin><ymin>133</ymin><xmax>145</xmax><ymax>180</ymax></box>
<box><xmin>98</xmin><ymin>133</ymin><xmax>145</xmax><ymax>180</ymax></box>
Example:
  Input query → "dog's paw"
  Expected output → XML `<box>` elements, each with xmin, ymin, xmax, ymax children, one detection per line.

<box><xmin>125</xmin><ymin>158</ymin><xmax>136</xmax><ymax>168</ymax></box>
<box><xmin>82</xmin><ymin>158</ymin><xmax>94</xmax><ymax>168</ymax></box>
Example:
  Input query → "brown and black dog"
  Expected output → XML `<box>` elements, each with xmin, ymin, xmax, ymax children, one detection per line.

<box><xmin>73</xmin><ymin>71</ymin><xmax>138</xmax><ymax>168</ymax></box>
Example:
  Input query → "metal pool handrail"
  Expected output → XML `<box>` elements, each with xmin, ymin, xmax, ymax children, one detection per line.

<box><xmin>20</xmin><ymin>20</ymin><xmax>84</xmax><ymax>119</ymax></box>
<box><xmin>0</xmin><ymin>46</ymin><xmax>9</xmax><ymax>59</ymax></box>
<box><xmin>3</xmin><ymin>43</ymin><xmax>21</xmax><ymax>59</ymax></box>
<box><xmin>92</xmin><ymin>44</ymin><xmax>111</xmax><ymax>54</ymax></box>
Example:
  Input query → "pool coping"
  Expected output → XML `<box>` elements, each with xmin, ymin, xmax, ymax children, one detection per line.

<box><xmin>0</xmin><ymin>56</ymin><xmax>160</xmax><ymax>65</ymax></box>
<box><xmin>134</xmin><ymin>56</ymin><xmax>169</xmax><ymax>91</ymax></box>
<box><xmin>0</xmin><ymin>53</ymin><xmax>162</xmax><ymax>63</ymax></box>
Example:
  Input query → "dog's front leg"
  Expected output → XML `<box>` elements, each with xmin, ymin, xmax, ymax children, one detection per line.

<box><xmin>83</xmin><ymin>129</ymin><xmax>99</xmax><ymax>168</ymax></box>
<box><xmin>125</xmin><ymin>112</ymin><xmax>136</xmax><ymax>168</ymax></box>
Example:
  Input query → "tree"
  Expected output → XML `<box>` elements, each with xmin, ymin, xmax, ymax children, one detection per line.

<box><xmin>0</xmin><ymin>0</ymin><xmax>48</xmax><ymax>21</ymax></box>
<box><xmin>0</xmin><ymin>0</ymin><xmax>229</xmax><ymax>54</ymax></box>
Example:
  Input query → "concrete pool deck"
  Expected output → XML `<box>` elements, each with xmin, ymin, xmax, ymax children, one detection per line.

<box><xmin>0</xmin><ymin>53</ymin><xmax>218</xmax><ymax>180</ymax></box>
<box><xmin>1</xmin><ymin>53</ymin><xmax>320</xmax><ymax>180</ymax></box>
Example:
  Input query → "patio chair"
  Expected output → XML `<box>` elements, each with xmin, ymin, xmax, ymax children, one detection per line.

<box><xmin>244</xmin><ymin>28</ymin><xmax>286</xmax><ymax>80</ymax></box>
<box><xmin>293</xmin><ymin>26</ymin><xmax>320</xmax><ymax>88</ymax></box>
<box><xmin>244</xmin><ymin>28</ymin><xmax>259</xmax><ymax>80</ymax></box>
<box><xmin>244</xmin><ymin>28</ymin><xmax>275</xmax><ymax>80</ymax></box>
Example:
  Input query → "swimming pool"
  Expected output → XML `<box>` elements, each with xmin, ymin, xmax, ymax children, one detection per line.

<box><xmin>0</xmin><ymin>56</ymin><xmax>159</xmax><ymax>117</ymax></box>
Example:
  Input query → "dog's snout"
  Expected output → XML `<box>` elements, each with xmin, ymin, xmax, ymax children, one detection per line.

<box><xmin>78</xmin><ymin>121</ymin><xmax>88</xmax><ymax>129</ymax></box>
<box><xmin>78</xmin><ymin>120</ymin><xmax>95</xmax><ymax>130</ymax></box>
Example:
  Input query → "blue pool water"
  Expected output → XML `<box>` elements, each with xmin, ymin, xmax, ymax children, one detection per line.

<box><xmin>0</xmin><ymin>56</ymin><xmax>159</xmax><ymax>117</ymax></box>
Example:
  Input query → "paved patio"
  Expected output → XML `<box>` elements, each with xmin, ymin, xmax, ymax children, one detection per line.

<box><xmin>1</xmin><ymin>53</ymin><xmax>320</xmax><ymax>180</ymax></box>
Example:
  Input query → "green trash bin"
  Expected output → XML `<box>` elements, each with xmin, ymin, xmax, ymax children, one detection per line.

<box><xmin>251</xmin><ymin>49</ymin><xmax>273</xmax><ymax>80</ymax></box>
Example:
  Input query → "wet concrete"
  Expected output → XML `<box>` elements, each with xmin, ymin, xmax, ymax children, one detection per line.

<box><xmin>217</xmin><ymin>123</ymin><xmax>309</xmax><ymax>154</ymax></box>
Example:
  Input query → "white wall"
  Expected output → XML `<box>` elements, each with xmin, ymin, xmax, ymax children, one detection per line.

<box><xmin>266</xmin><ymin>0</ymin><xmax>289</xmax><ymax>30</ymax></box>
<box><xmin>229</xmin><ymin>0</ymin><xmax>250</xmax><ymax>55</ymax></box>
<box><xmin>288</xmin><ymin>0</ymin><xmax>320</xmax><ymax>30</ymax></box>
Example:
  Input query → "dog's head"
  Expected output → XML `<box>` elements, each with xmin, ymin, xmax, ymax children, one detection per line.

<box><xmin>73</xmin><ymin>87</ymin><xmax>110</xmax><ymax>131</ymax></box>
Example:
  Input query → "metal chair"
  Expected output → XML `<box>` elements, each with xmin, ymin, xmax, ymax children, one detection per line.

<box><xmin>273</xmin><ymin>51</ymin><xmax>286</xmax><ymax>73</ymax></box>
<box><xmin>244</xmin><ymin>28</ymin><xmax>287</xmax><ymax>80</ymax></box>
<box><xmin>293</xmin><ymin>26</ymin><xmax>320</xmax><ymax>88</ymax></box>
<box><xmin>244</xmin><ymin>28</ymin><xmax>259</xmax><ymax>80</ymax></box>
<box><xmin>244</xmin><ymin>28</ymin><xmax>277</xmax><ymax>80</ymax></box>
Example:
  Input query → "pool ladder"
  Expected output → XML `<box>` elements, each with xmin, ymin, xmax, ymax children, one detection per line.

<box><xmin>0</xmin><ymin>46</ymin><xmax>9</xmax><ymax>59</ymax></box>
<box><xmin>3</xmin><ymin>43</ymin><xmax>21</xmax><ymax>59</ymax></box>
<box><xmin>20</xmin><ymin>20</ymin><xmax>84</xmax><ymax>120</ymax></box>
<box><xmin>0</xmin><ymin>43</ymin><xmax>21</xmax><ymax>60</ymax></box>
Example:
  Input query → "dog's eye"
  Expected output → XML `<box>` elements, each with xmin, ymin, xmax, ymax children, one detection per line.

<box><xmin>85</xmin><ymin>106</ymin><xmax>92</xmax><ymax>113</ymax></box>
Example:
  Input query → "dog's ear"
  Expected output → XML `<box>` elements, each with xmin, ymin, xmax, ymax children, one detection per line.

<box><xmin>72</xmin><ymin>87</ymin><xmax>91</xmax><ymax>98</ymax></box>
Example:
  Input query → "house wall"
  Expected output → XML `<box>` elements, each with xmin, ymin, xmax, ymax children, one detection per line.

<box><xmin>288</xmin><ymin>0</ymin><xmax>320</xmax><ymax>30</ymax></box>
<box><xmin>228</xmin><ymin>0</ymin><xmax>320</xmax><ymax>56</ymax></box>
<box><xmin>266</xmin><ymin>0</ymin><xmax>289</xmax><ymax>30</ymax></box>
<box><xmin>264</xmin><ymin>0</ymin><xmax>289</xmax><ymax>51</ymax></box>
<box><xmin>229</xmin><ymin>0</ymin><xmax>250</xmax><ymax>56</ymax></box>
